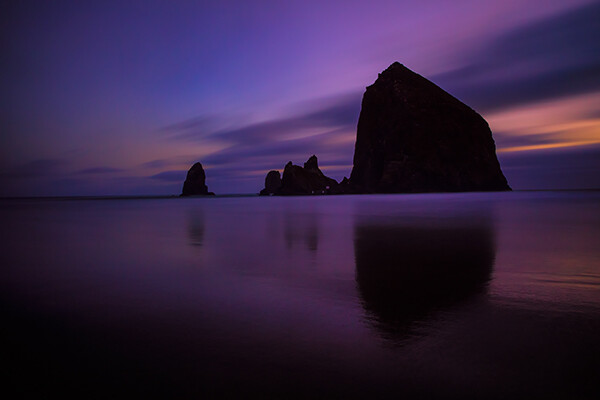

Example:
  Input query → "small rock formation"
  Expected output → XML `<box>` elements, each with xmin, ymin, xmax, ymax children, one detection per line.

<box><xmin>181</xmin><ymin>162</ymin><xmax>215</xmax><ymax>196</ymax></box>
<box><xmin>259</xmin><ymin>170</ymin><xmax>282</xmax><ymax>196</ymax></box>
<box><xmin>260</xmin><ymin>155</ymin><xmax>338</xmax><ymax>195</ymax></box>
<box><xmin>349</xmin><ymin>62</ymin><xmax>510</xmax><ymax>193</ymax></box>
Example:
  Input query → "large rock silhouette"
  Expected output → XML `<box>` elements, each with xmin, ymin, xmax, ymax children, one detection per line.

<box><xmin>181</xmin><ymin>162</ymin><xmax>215</xmax><ymax>196</ymax></box>
<box><xmin>349</xmin><ymin>62</ymin><xmax>510</xmax><ymax>193</ymax></box>
<box><xmin>260</xmin><ymin>155</ymin><xmax>338</xmax><ymax>195</ymax></box>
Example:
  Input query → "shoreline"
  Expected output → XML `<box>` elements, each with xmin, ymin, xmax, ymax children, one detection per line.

<box><xmin>1</xmin><ymin>188</ymin><xmax>599</xmax><ymax>202</ymax></box>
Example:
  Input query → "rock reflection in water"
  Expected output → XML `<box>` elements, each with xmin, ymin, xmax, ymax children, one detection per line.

<box><xmin>187</xmin><ymin>208</ymin><xmax>205</xmax><ymax>247</ymax></box>
<box><xmin>354</xmin><ymin>216</ymin><xmax>495</xmax><ymax>341</ymax></box>
<box><xmin>284</xmin><ymin>211</ymin><xmax>319</xmax><ymax>252</ymax></box>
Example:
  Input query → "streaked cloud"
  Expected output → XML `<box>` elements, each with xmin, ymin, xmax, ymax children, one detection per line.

<box><xmin>0</xmin><ymin>158</ymin><xmax>67</xmax><ymax>179</ymax></box>
<box><xmin>170</xmin><ymin>91</ymin><xmax>361</xmax><ymax>145</ymax></box>
<box><xmin>433</xmin><ymin>1</ymin><xmax>600</xmax><ymax>112</ymax></box>
<box><xmin>488</xmin><ymin>92</ymin><xmax>600</xmax><ymax>152</ymax></box>
<box><xmin>76</xmin><ymin>167</ymin><xmax>124</xmax><ymax>174</ymax></box>
<box><xmin>149</xmin><ymin>170</ymin><xmax>186</xmax><ymax>182</ymax></box>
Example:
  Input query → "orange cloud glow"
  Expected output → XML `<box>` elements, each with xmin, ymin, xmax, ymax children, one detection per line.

<box><xmin>487</xmin><ymin>92</ymin><xmax>600</xmax><ymax>153</ymax></box>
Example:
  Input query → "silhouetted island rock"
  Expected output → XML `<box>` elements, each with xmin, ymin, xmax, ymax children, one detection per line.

<box><xmin>259</xmin><ymin>170</ymin><xmax>282</xmax><ymax>196</ymax></box>
<box><xmin>260</xmin><ymin>155</ymin><xmax>338</xmax><ymax>195</ymax></box>
<box><xmin>181</xmin><ymin>162</ymin><xmax>215</xmax><ymax>196</ymax></box>
<box><xmin>349</xmin><ymin>62</ymin><xmax>510</xmax><ymax>193</ymax></box>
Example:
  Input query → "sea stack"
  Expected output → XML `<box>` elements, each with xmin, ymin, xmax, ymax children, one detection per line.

<box><xmin>181</xmin><ymin>162</ymin><xmax>215</xmax><ymax>196</ymax></box>
<box><xmin>349</xmin><ymin>62</ymin><xmax>510</xmax><ymax>193</ymax></box>
<box><xmin>259</xmin><ymin>155</ymin><xmax>338</xmax><ymax>195</ymax></box>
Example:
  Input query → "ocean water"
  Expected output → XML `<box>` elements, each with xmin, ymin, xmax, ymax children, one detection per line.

<box><xmin>1</xmin><ymin>191</ymin><xmax>599</xmax><ymax>398</ymax></box>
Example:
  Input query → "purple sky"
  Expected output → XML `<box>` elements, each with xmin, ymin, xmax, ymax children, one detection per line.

<box><xmin>1</xmin><ymin>0</ymin><xmax>599</xmax><ymax>196</ymax></box>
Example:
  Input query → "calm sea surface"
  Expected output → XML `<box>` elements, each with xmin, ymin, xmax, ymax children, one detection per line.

<box><xmin>2</xmin><ymin>192</ymin><xmax>599</xmax><ymax>398</ymax></box>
